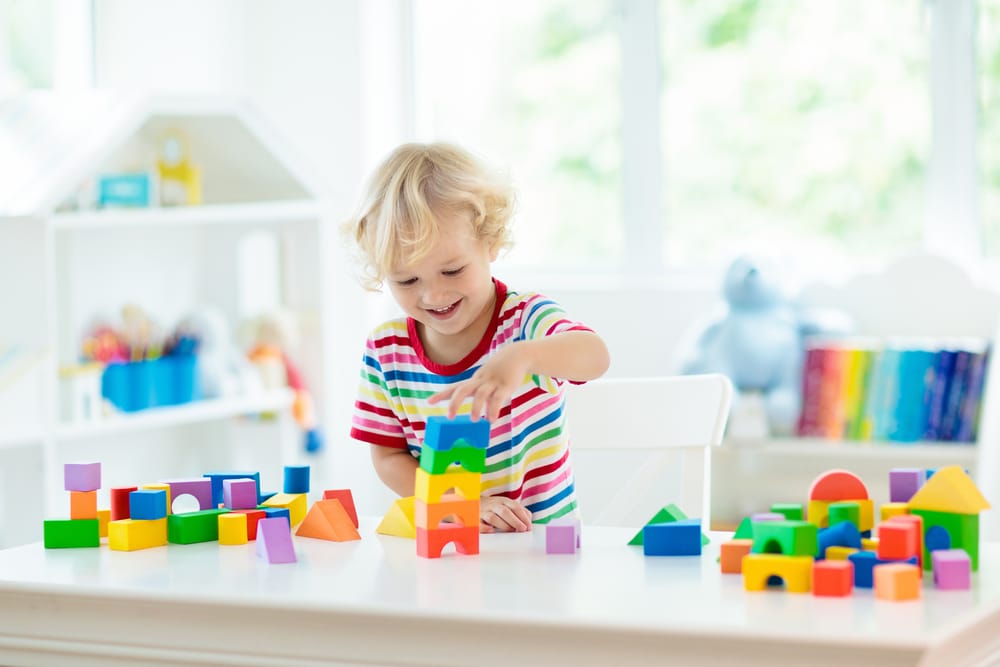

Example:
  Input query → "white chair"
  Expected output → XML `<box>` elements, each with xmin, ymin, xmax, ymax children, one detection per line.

<box><xmin>564</xmin><ymin>374</ymin><xmax>733</xmax><ymax>529</ymax></box>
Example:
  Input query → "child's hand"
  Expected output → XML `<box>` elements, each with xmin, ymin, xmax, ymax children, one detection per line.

<box><xmin>428</xmin><ymin>344</ymin><xmax>530</xmax><ymax>421</ymax></box>
<box><xmin>479</xmin><ymin>496</ymin><xmax>533</xmax><ymax>533</ymax></box>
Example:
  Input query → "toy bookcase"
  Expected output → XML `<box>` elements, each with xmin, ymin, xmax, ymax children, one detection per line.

<box><xmin>0</xmin><ymin>93</ymin><xmax>333</xmax><ymax>548</ymax></box>
<box><xmin>711</xmin><ymin>253</ymin><xmax>1000</xmax><ymax>534</ymax></box>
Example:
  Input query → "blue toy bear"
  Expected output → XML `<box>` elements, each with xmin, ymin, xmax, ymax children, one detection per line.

<box><xmin>680</xmin><ymin>255</ymin><xmax>851</xmax><ymax>435</ymax></box>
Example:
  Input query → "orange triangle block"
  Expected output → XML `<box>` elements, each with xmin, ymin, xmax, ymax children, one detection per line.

<box><xmin>295</xmin><ymin>499</ymin><xmax>361</xmax><ymax>542</ymax></box>
<box><xmin>376</xmin><ymin>496</ymin><xmax>416</xmax><ymax>539</ymax></box>
<box><xmin>908</xmin><ymin>465</ymin><xmax>991</xmax><ymax>514</ymax></box>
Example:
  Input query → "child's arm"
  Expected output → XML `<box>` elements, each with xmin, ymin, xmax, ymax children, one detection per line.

<box><xmin>428</xmin><ymin>330</ymin><xmax>610</xmax><ymax>421</ymax></box>
<box><xmin>370</xmin><ymin>446</ymin><xmax>419</xmax><ymax>497</ymax></box>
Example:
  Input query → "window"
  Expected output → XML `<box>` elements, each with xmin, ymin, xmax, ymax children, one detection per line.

<box><xmin>0</xmin><ymin>0</ymin><xmax>55</xmax><ymax>91</ymax></box>
<box><xmin>981</xmin><ymin>0</ymin><xmax>1000</xmax><ymax>256</ymax></box>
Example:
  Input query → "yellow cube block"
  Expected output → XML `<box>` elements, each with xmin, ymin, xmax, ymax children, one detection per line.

<box><xmin>880</xmin><ymin>502</ymin><xmax>909</xmax><ymax>522</ymax></box>
<box><xmin>218</xmin><ymin>512</ymin><xmax>248</xmax><ymax>545</ymax></box>
<box><xmin>108</xmin><ymin>518</ymin><xmax>168</xmax><ymax>551</ymax></box>
<box><xmin>825</xmin><ymin>545</ymin><xmax>858</xmax><ymax>560</ymax></box>
<box><xmin>862</xmin><ymin>537</ymin><xmax>879</xmax><ymax>551</ymax></box>
<box><xmin>262</xmin><ymin>493</ymin><xmax>308</xmax><ymax>526</ymax></box>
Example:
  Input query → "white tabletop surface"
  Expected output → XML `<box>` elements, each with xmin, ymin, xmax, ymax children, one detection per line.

<box><xmin>1</xmin><ymin>519</ymin><xmax>999</xmax><ymax>667</ymax></box>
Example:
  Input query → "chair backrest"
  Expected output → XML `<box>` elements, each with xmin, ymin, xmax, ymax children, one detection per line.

<box><xmin>563</xmin><ymin>374</ymin><xmax>733</xmax><ymax>529</ymax></box>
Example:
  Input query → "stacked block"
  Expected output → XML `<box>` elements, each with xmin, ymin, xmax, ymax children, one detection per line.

<box><xmin>110</xmin><ymin>488</ymin><xmax>168</xmax><ymax>551</ymax></box>
<box><xmin>44</xmin><ymin>462</ymin><xmax>103</xmax><ymax>548</ymax></box>
<box><xmin>629</xmin><ymin>503</ymin><xmax>709</xmax><ymax>547</ymax></box>
<box><xmin>415</xmin><ymin>416</ymin><xmax>489</xmax><ymax>559</ymax></box>
<box><xmin>742</xmin><ymin>520</ymin><xmax>818</xmax><ymax>593</ymax></box>
<box><xmin>262</xmin><ymin>492</ymin><xmax>308</xmax><ymax>527</ymax></box>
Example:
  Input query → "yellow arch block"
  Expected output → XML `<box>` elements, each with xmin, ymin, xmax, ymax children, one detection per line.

<box><xmin>414</xmin><ymin>468</ymin><xmax>481</xmax><ymax>504</ymax></box>
<box><xmin>743</xmin><ymin>553</ymin><xmax>814</xmax><ymax>593</ymax></box>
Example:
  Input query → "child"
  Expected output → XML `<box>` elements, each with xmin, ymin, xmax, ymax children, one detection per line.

<box><xmin>345</xmin><ymin>142</ymin><xmax>610</xmax><ymax>533</ymax></box>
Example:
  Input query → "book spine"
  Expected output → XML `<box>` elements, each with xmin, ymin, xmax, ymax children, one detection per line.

<box><xmin>957</xmin><ymin>349</ymin><xmax>989</xmax><ymax>442</ymax></box>
<box><xmin>797</xmin><ymin>346</ymin><xmax>826</xmax><ymax>437</ymax></box>
<box><xmin>941</xmin><ymin>350</ymin><xmax>971</xmax><ymax>441</ymax></box>
<box><xmin>923</xmin><ymin>350</ymin><xmax>957</xmax><ymax>441</ymax></box>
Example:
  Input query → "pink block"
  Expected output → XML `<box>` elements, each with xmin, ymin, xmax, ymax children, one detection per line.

<box><xmin>64</xmin><ymin>462</ymin><xmax>101</xmax><ymax>492</ymax></box>
<box><xmin>256</xmin><ymin>517</ymin><xmax>296</xmax><ymax>564</ymax></box>
<box><xmin>546</xmin><ymin>518</ymin><xmax>581</xmax><ymax>554</ymax></box>
<box><xmin>932</xmin><ymin>549</ymin><xmax>971</xmax><ymax>590</ymax></box>
<box><xmin>751</xmin><ymin>512</ymin><xmax>784</xmax><ymax>523</ymax></box>
<box><xmin>164</xmin><ymin>479</ymin><xmax>214</xmax><ymax>511</ymax></box>
<box><xmin>223</xmin><ymin>478</ymin><xmax>258</xmax><ymax>510</ymax></box>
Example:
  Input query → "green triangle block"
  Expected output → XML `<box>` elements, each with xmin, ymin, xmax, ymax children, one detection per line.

<box><xmin>733</xmin><ymin>516</ymin><xmax>754</xmax><ymax>540</ymax></box>
<box><xmin>627</xmin><ymin>503</ymin><xmax>710</xmax><ymax>546</ymax></box>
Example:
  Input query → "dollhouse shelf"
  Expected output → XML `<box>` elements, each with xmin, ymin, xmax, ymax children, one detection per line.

<box><xmin>50</xmin><ymin>200</ymin><xmax>320</xmax><ymax>230</ymax></box>
<box><xmin>53</xmin><ymin>388</ymin><xmax>294</xmax><ymax>442</ymax></box>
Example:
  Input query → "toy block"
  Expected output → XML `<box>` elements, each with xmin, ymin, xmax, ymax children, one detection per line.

<box><xmin>810</xmin><ymin>498</ymin><xmax>873</xmax><ymax>531</ymax></box>
<box><xmin>223</xmin><ymin>478</ymin><xmax>258</xmax><ymax>510</ymax></box>
<box><xmin>813</xmin><ymin>560</ymin><xmax>854</xmax><ymax>597</ymax></box>
<box><xmin>862</xmin><ymin>537</ymin><xmax>879</xmax><ymax>551</ymax></box>
<box><xmin>742</xmin><ymin>554</ymin><xmax>814</xmax><ymax>593</ymax></box>
<box><xmin>911</xmin><ymin>509</ymin><xmax>979</xmax><ymax>570</ymax></box>
<box><xmin>261</xmin><ymin>492</ymin><xmax>307</xmax><ymax>526</ymax></box>
<box><xmin>218</xmin><ymin>512</ymin><xmax>248</xmax><ymax>545</ymax></box>
<box><xmin>874</xmin><ymin>563</ymin><xmax>922</xmax><ymax>601</ymax></box>
<box><xmin>643</xmin><ymin>520</ymin><xmax>702</xmax><ymax>556</ymax></box>
<box><xmin>204</xmin><ymin>471</ymin><xmax>262</xmax><ymax>506</ymax></box>
<box><xmin>142</xmin><ymin>483</ymin><xmax>172</xmax><ymax>514</ymax></box>
<box><xmin>932</xmin><ymin>549</ymin><xmax>971</xmax><ymax>590</ymax></box>
<box><xmin>751</xmin><ymin>512</ymin><xmax>784</xmax><ymax>523</ymax></box>
<box><xmin>733</xmin><ymin>516</ymin><xmax>754</xmax><ymax>539</ymax></box>
<box><xmin>416</xmin><ymin>524</ymin><xmax>479</xmax><ymax>558</ymax></box>
<box><xmin>770</xmin><ymin>503</ymin><xmax>804</xmax><ymax>521</ymax></box>
<box><xmin>64</xmin><ymin>462</ymin><xmax>101</xmax><ymax>492</ymax></box>
<box><xmin>825</xmin><ymin>546</ymin><xmax>858</xmax><ymax>560</ymax></box>
<box><xmin>283</xmin><ymin>465</ymin><xmax>310</xmax><ymax>494</ymax></box>
<box><xmin>545</xmin><ymin>518</ymin><xmax>581</xmax><ymax>554</ymax></box>
<box><xmin>231</xmin><ymin>509</ymin><xmax>266</xmax><ymax>540</ymax></box>
<box><xmin>164</xmin><ymin>478</ymin><xmax>214</xmax><ymax>511</ymax></box>
<box><xmin>322</xmin><ymin>489</ymin><xmax>359</xmax><ymax>528</ymax></box>
<box><xmin>751</xmin><ymin>520</ymin><xmax>818</xmax><ymax>557</ymax></box>
<box><xmin>628</xmin><ymin>504</ymin><xmax>708</xmax><ymax>546</ymax></box>
<box><xmin>43</xmin><ymin>519</ymin><xmax>100</xmax><ymax>548</ymax></box>
<box><xmin>808</xmin><ymin>469</ymin><xmax>869</xmax><ymax>502</ymax></box>
<box><xmin>828</xmin><ymin>502</ymin><xmax>860</xmax><ymax>529</ymax></box>
<box><xmin>97</xmin><ymin>509</ymin><xmax>110</xmax><ymax>537</ymax></box>
<box><xmin>376</xmin><ymin>496</ymin><xmax>416</xmax><ymax>538</ymax></box>
<box><xmin>419</xmin><ymin>443</ymin><xmax>487</xmax><ymax>475</ymax></box>
<box><xmin>877</xmin><ymin>520</ymin><xmax>919</xmax><ymax>561</ymax></box>
<box><xmin>908</xmin><ymin>465</ymin><xmax>990</xmax><ymax>515</ymax></box>
<box><xmin>720</xmin><ymin>539</ymin><xmax>753</xmax><ymax>574</ymax></box>
<box><xmin>261</xmin><ymin>507</ymin><xmax>291</xmax><ymax>522</ymax></box>
<box><xmin>414</xmin><ymin>467</ymin><xmax>481</xmax><ymax>504</ymax></box>
<box><xmin>256</xmin><ymin>517</ymin><xmax>297</xmax><ymax>564</ymax></box>
<box><xmin>889</xmin><ymin>468</ymin><xmax>926</xmax><ymax>502</ymax></box>
<box><xmin>130</xmin><ymin>489</ymin><xmax>167</xmax><ymax>520</ymax></box>
<box><xmin>259</xmin><ymin>491</ymin><xmax>279</xmax><ymax>503</ymax></box>
<box><xmin>108</xmin><ymin>518</ymin><xmax>168</xmax><ymax>551</ymax></box>
<box><xmin>817</xmin><ymin>521</ymin><xmax>861</xmax><ymax>559</ymax></box>
<box><xmin>415</xmin><ymin>496</ymin><xmax>479</xmax><ymax>530</ymax></box>
<box><xmin>880</xmin><ymin>502</ymin><xmax>910</xmax><ymax>522</ymax></box>
<box><xmin>110</xmin><ymin>486</ymin><xmax>138</xmax><ymax>520</ymax></box>
<box><xmin>70</xmin><ymin>490</ymin><xmax>98</xmax><ymax>519</ymax></box>
<box><xmin>296</xmin><ymin>499</ymin><xmax>362</xmax><ymax>542</ymax></box>
<box><xmin>167</xmin><ymin>509</ymin><xmax>230</xmax><ymax>544</ymax></box>
<box><xmin>424</xmin><ymin>415</ymin><xmax>491</xmax><ymax>451</ymax></box>
<box><xmin>848</xmin><ymin>550</ymin><xmax>917</xmax><ymax>588</ymax></box>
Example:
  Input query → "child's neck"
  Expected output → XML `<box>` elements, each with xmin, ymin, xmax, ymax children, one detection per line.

<box><xmin>419</xmin><ymin>289</ymin><xmax>496</xmax><ymax>366</ymax></box>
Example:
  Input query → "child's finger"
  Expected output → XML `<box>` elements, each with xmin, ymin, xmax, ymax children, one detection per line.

<box><xmin>427</xmin><ymin>386</ymin><xmax>455</xmax><ymax>404</ymax></box>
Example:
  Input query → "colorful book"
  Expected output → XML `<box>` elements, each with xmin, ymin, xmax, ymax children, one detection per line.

<box><xmin>923</xmin><ymin>349</ymin><xmax>957</xmax><ymax>441</ymax></box>
<box><xmin>797</xmin><ymin>345</ymin><xmax>827</xmax><ymax>437</ymax></box>
<box><xmin>889</xmin><ymin>348</ymin><xmax>936</xmax><ymax>443</ymax></box>
<box><xmin>956</xmin><ymin>347</ymin><xmax>990</xmax><ymax>442</ymax></box>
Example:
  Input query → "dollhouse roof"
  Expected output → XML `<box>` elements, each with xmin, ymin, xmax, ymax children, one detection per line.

<box><xmin>908</xmin><ymin>465</ymin><xmax>991</xmax><ymax>515</ymax></box>
<box><xmin>0</xmin><ymin>92</ymin><xmax>320</xmax><ymax>218</ymax></box>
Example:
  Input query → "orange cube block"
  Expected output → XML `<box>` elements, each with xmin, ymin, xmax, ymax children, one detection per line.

<box><xmin>874</xmin><ymin>563</ymin><xmax>922</xmax><ymax>601</ymax></box>
<box><xmin>70</xmin><ymin>490</ymin><xmax>98</xmax><ymax>519</ymax></box>
<box><xmin>813</xmin><ymin>560</ymin><xmax>853</xmax><ymax>597</ymax></box>
<box><xmin>720</xmin><ymin>539</ymin><xmax>753</xmax><ymax>574</ymax></box>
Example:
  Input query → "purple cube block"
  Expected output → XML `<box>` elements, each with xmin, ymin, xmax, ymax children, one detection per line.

<box><xmin>64</xmin><ymin>462</ymin><xmax>101</xmax><ymax>492</ymax></box>
<box><xmin>223</xmin><ymin>478</ymin><xmax>258</xmax><ymax>510</ymax></box>
<box><xmin>889</xmin><ymin>468</ymin><xmax>926</xmax><ymax>503</ymax></box>
<box><xmin>256</xmin><ymin>517</ymin><xmax>296</xmax><ymax>564</ymax></box>
<box><xmin>932</xmin><ymin>549</ymin><xmax>971</xmax><ymax>590</ymax></box>
<box><xmin>545</xmin><ymin>518</ymin><xmax>581</xmax><ymax>554</ymax></box>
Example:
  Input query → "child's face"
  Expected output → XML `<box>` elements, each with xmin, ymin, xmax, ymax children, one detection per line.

<box><xmin>387</xmin><ymin>210</ymin><xmax>498</xmax><ymax>352</ymax></box>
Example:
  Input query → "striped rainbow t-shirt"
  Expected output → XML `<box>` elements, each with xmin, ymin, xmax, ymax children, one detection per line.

<box><xmin>350</xmin><ymin>278</ymin><xmax>592</xmax><ymax>523</ymax></box>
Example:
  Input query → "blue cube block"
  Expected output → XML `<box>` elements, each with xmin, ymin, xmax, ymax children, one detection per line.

<box><xmin>643</xmin><ymin>519</ymin><xmax>702</xmax><ymax>556</ymax></box>
<box><xmin>424</xmin><ymin>415</ymin><xmax>490</xmax><ymax>451</ymax></box>
<box><xmin>283</xmin><ymin>465</ymin><xmax>311</xmax><ymax>494</ymax></box>
<box><xmin>262</xmin><ymin>507</ymin><xmax>291</xmax><ymax>523</ymax></box>
<box><xmin>848</xmin><ymin>550</ymin><xmax>918</xmax><ymax>588</ymax></box>
<box><xmin>129</xmin><ymin>489</ymin><xmax>167</xmax><ymax>520</ymax></box>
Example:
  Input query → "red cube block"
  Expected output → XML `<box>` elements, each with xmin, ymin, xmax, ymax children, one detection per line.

<box><xmin>813</xmin><ymin>560</ymin><xmax>854</xmax><ymax>597</ymax></box>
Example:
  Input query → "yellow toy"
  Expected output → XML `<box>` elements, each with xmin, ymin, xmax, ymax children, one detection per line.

<box><xmin>157</xmin><ymin>130</ymin><xmax>202</xmax><ymax>206</ymax></box>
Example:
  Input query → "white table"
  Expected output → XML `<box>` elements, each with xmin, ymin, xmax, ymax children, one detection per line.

<box><xmin>0</xmin><ymin>519</ymin><xmax>998</xmax><ymax>667</ymax></box>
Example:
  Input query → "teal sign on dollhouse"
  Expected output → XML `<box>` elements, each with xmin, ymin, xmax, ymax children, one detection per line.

<box><xmin>97</xmin><ymin>173</ymin><xmax>153</xmax><ymax>208</ymax></box>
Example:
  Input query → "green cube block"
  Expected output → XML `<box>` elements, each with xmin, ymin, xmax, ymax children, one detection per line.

<box><xmin>751</xmin><ymin>520</ymin><xmax>818</xmax><ymax>557</ymax></box>
<box><xmin>168</xmin><ymin>509</ymin><xmax>230</xmax><ymax>544</ymax></box>
<box><xmin>770</xmin><ymin>503</ymin><xmax>804</xmax><ymax>521</ymax></box>
<box><xmin>43</xmin><ymin>519</ymin><xmax>100</xmax><ymax>548</ymax></box>
<box><xmin>828</xmin><ymin>501</ymin><xmax>860</xmax><ymax>528</ymax></box>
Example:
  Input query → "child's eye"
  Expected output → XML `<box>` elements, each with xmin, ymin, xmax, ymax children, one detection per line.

<box><xmin>395</xmin><ymin>277</ymin><xmax>418</xmax><ymax>286</ymax></box>
<box><xmin>443</xmin><ymin>267</ymin><xmax>465</xmax><ymax>277</ymax></box>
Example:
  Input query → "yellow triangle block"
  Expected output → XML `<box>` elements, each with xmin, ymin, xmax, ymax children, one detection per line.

<box><xmin>376</xmin><ymin>496</ymin><xmax>416</xmax><ymax>539</ymax></box>
<box><xmin>296</xmin><ymin>499</ymin><xmax>361</xmax><ymax>542</ymax></box>
<box><xmin>908</xmin><ymin>465</ymin><xmax>991</xmax><ymax>514</ymax></box>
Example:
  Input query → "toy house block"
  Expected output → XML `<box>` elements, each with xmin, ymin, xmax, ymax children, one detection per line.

<box><xmin>932</xmin><ymin>549</ymin><xmax>971</xmax><ymax>590</ymax></box>
<box><xmin>742</xmin><ymin>554</ymin><xmax>814</xmax><ymax>593</ymax></box>
<box><xmin>813</xmin><ymin>560</ymin><xmax>853</xmax><ymax>597</ymax></box>
<box><xmin>256</xmin><ymin>517</ymin><xmax>296</xmax><ymax>564</ymax></box>
<box><xmin>848</xmin><ymin>550</ymin><xmax>917</xmax><ymax>589</ymax></box>
<box><xmin>204</xmin><ymin>471</ymin><xmax>262</xmax><ymax>506</ymax></box>
<box><xmin>43</xmin><ymin>519</ymin><xmax>100</xmax><ymax>548</ymax></box>
<box><xmin>130</xmin><ymin>489</ymin><xmax>167</xmax><ymax>520</ymax></box>
<box><xmin>164</xmin><ymin>478</ymin><xmax>214</xmax><ymax>511</ymax></box>
<box><xmin>416</xmin><ymin>524</ymin><xmax>479</xmax><ymax>559</ymax></box>
<box><xmin>424</xmin><ymin>415</ymin><xmax>491</xmax><ymax>451</ymax></box>
<box><xmin>643</xmin><ymin>520</ymin><xmax>702</xmax><ymax>556</ymax></box>
<box><xmin>283</xmin><ymin>465</ymin><xmax>310</xmax><ymax>494</ymax></box>
<box><xmin>751</xmin><ymin>520</ymin><xmax>818</xmax><ymax>557</ymax></box>
<box><xmin>628</xmin><ymin>504</ymin><xmax>708</xmax><ymax>546</ymax></box>
<box><xmin>377</xmin><ymin>496</ymin><xmax>417</xmax><ymax>539</ymax></box>
<box><xmin>110</xmin><ymin>486</ymin><xmax>138</xmax><ymax>520</ymax></box>
<box><xmin>906</xmin><ymin>465</ymin><xmax>989</xmax><ymax>514</ymax></box>
<box><xmin>108</xmin><ymin>518</ymin><xmax>168</xmax><ymax>551</ymax></box>
<box><xmin>770</xmin><ymin>503</ymin><xmax>804</xmax><ymax>521</ymax></box>
<box><xmin>825</xmin><ymin>546</ymin><xmax>858</xmax><ymax>560</ymax></box>
<box><xmin>545</xmin><ymin>518</ymin><xmax>581</xmax><ymax>555</ymax></box>
<box><xmin>874</xmin><ymin>563</ymin><xmax>922</xmax><ymax>601</ymax></box>
<box><xmin>817</xmin><ymin>521</ymin><xmax>861</xmax><ymax>559</ymax></box>
<box><xmin>877</xmin><ymin>521</ymin><xmax>920</xmax><ymax>561</ymax></box>
<box><xmin>828</xmin><ymin>502</ymin><xmax>860</xmax><ymax>529</ymax></box>
<box><xmin>70</xmin><ymin>490</ymin><xmax>98</xmax><ymax>520</ymax></box>
<box><xmin>889</xmin><ymin>468</ymin><xmax>926</xmax><ymax>502</ymax></box>
<box><xmin>167</xmin><ymin>509</ymin><xmax>229</xmax><ymax>544</ymax></box>
<box><xmin>419</xmin><ymin>443</ymin><xmax>487</xmax><ymax>475</ymax></box>
<box><xmin>223</xmin><ymin>478</ymin><xmax>258</xmax><ymax>510</ymax></box>
<box><xmin>913</xmin><ymin>509</ymin><xmax>980</xmax><ymax>571</ymax></box>
<box><xmin>218</xmin><ymin>512</ymin><xmax>248</xmax><ymax>545</ymax></box>
<box><xmin>322</xmin><ymin>489</ymin><xmax>359</xmax><ymax>528</ymax></box>
<box><xmin>414</xmin><ymin>467</ymin><xmax>481</xmax><ymax>504</ymax></box>
<box><xmin>261</xmin><ymin>492</ymin><xmax>307</xmax><ymax>526</ymax></box>
<box><xmin>880</xmin><ymin>502</ymin><xmax>910</xmax><ymax>522</ymax></box>
<box><xmin>231</xmin><ymin>509</ymin><xmax>266</xmax><ymax>540</ymax></box>
<box><xmin>296</xmin><ymin>499</ymin><xmax>361</xmax><ymax>542</ymax></box>
<box><xmin>64</xmin><ymin>462</ymin><xmax>101</xmax><ymax>492</ymax></box>
<box><xmin>719</xmin><ymin>539</ymin><xmax>753</xmax><ymax>574</ymax></box>
<box><xmin>808</xmin><ymin>469</ymin><xmax>870</xmax><ymax>502</ymax></box>
<box><xmin>142</xmin><ymin>483</ymin><xmax>172</xmax><ymax>515</ymax></box>
<box><xmin>415</xmin><ymin>496</ymin><xmax>479</xmax><ymax>530</ymax></box>
<box><xmin>97</xmin><ymin>509</ymin><xmax>110</xmax><ymax>537</ymax></box>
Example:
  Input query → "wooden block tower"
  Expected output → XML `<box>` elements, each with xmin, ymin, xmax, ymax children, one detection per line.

<box><xmin>415</xmin><ymin>416</ymin><xmax>489</xmax><ymax>559</ymax></box>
